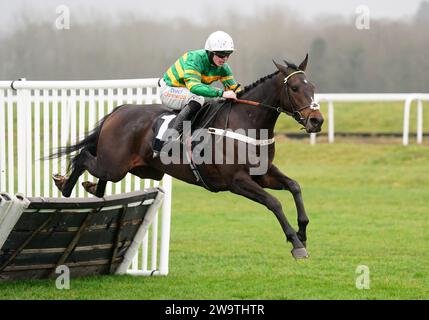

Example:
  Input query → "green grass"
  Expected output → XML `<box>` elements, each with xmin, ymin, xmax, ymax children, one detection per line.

<box><xmin>0</xmin><ymin>141</ymin><xmax>428</xmax><ymax>300</ymax></box>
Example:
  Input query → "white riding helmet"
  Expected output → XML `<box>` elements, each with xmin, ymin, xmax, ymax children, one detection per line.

<box><xmin>204</xmin><ymin>31</ymin><xmax>235</xmax><ymax>52</ymax></box>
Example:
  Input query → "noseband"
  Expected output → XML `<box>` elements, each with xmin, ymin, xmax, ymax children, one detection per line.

<box><xmin>235</xmin><ymin>71</ymin><xmax>320</xmax><ymax>127</ymax></box>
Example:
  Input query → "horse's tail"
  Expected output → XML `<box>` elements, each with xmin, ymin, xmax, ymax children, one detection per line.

<box><xmin>48</xmin><ymin>105</ymin><xmax>125</xmax><ymax>172</ymax></box>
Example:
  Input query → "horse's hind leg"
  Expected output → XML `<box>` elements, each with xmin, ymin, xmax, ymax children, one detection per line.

<box><xmin>61</xmin><ymin>166</ymin><xmax>85</xmax><ymax>197</ymax></box>
<box><xmin>53</xmin><ymin>151</ymin><xmax>88</xmax><ymax>197</ymax></box>
<box><xmin>79</xmin><ymin>149</ymin><xmax>128</xmax><ymax>197</ymax></box>
<box><xmin>82</xmin><ymin>179</ymin><xmax>107</xmax><ymax>197</ymax></box>
<box><xmin>55</xmin><ymin>149</ymin><xmax>113</xmax><ymax>198</ymax></box>
<box><xmin>95</xmin><ymin>180</ymin><xmax>107</xmax><ymax>197</ymax></box>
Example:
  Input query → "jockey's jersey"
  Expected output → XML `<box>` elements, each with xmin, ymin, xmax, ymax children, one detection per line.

<box><xmin>163</xmin><ymin>49</ymin><xmax>240</xmax><ymax>98</ymax></box>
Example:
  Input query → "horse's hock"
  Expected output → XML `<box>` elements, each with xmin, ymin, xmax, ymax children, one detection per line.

<box><xmin>0</xmin><ymin>78</ymin><xmax>172</xmax><ymax>280</ymax></box>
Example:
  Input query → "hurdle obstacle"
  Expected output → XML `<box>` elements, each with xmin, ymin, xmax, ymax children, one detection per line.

<box><xmin>0</xmin><ymin>78</ymin><xmax>172</xmax><ymax>278</ymax></box>
<box><xmin>0</xmin><ymin>189</ymin><xmax>164</xmax><ymax>281</ymax></box>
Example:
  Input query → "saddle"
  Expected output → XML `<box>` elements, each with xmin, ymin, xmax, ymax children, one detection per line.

<box><xmin>151</xmin><ymin>99</ymin><xmax>230</xmax><ymax>154</ymax></box>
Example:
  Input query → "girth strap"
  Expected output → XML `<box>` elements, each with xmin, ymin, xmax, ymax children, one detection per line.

<box><xmin>183</xmin><ymin>137</ymin><xmax>216</xmax><ymax>192</ymax></box>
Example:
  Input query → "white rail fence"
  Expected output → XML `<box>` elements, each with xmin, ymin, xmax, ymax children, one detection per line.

<box><xmin>314</xmin><ymin>93</ymin><xmax>429</xmax><ymax>145</ymax></box>
<box><xmin>0</xmin><ymin>78</ymin><xmax>172</xmax><ymax>276</ymax></box>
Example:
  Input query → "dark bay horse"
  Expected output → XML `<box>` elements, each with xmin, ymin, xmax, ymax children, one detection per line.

<box><xmin>53</xmin><ymin>55</ymin><xmax>324</xmax><ymax>259</ymax></box>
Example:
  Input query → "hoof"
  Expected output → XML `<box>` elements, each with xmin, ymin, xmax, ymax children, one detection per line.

<box><xmin>82</xmin><ymin>181</ymin><xmax>97</xmax><ymax>195</ymax></box>
<box><xmin>291</xmin><ymin>247</ymin><xmax>309</xmax><ymax>259</ymax></box>
<box><xmin>52</xmin><ymin>174</ymin><xmax>67</xmax><ymax>191</ymax></box>
<box><xmin>52</xmin><ymin>173</ymin><xmax>63</xmax><ymax>181</ymax></box>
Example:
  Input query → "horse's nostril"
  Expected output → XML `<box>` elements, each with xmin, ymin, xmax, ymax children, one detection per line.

<box><xmin>310</xmin><ymin>117</ymin><xmax>323</xmax><ymax>128</ymax></box>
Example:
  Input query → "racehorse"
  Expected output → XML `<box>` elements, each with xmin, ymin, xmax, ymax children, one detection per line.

<box><xmin>52</xmin><ymin>54</ymin><xmax>324</xmax><ymax>259</ymax></box>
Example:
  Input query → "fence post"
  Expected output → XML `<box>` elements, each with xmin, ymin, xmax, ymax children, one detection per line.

<box><xmin>0</xmin><ymin>89</ymin><xmax>5</xmax><ymax>192</ymax></box>
<box><xmin>417</xmin><ymin>99</ymin><xmax>423</xmax><ymax>144</ymax></box>
<box><xmin>15</xmin><ymin>79</ymin><xmax>31</xmax><ymax>195</ymax></box>
<box><xmin>328</xmin><ymin>101</ymin><xmax>334</xmax><ymax>143</ymax></box>
<box><xmin>310</xmin><ymin>133</ymin><xmax>317</xmax><ymax>145</ymax></box>
<box><xmin>158</xmin><ymin>174</ymin><xmax>172</xmax><ymax>275</ymax></box>
<box><xmin>403</xmin><ymin>96</ymin><xmax>415</xmax><ymax>146</ymax></box>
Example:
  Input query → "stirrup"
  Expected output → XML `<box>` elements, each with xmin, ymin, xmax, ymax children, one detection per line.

<box><xmin>177</xmin><ymin>132</ymin><xmax>184</xmax><ymax>142</ymax></box>
<box><xmin>165</xmin><ymin>132</ymin><xmax>183</xmax><ymax>143</ymax></box>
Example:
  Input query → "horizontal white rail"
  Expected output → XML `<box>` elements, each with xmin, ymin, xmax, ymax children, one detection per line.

<box><xmin>313</xmin><ymin>93</ymin><xmax>429</xmax><ymax>145</ymax></box>
<box><xmin>316</xmin><ymin>93</ymin><xmax>419</xmax><ymax>102</ymax></box>
<box><xmin>0</xmin><ymin>78</ymin><xmax>160</xmax><ymax>89</ymax></box>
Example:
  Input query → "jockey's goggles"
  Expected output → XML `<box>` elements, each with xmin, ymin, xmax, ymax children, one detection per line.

<box><xmin>213</xmin><ymin>51</ymin><xmax>233</xmax><ymax>58</ymax></box>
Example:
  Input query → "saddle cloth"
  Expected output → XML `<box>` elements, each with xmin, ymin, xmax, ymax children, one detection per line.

<box><xmin>152</xmin><ymin>113</ymin><xmax>177</xmax><ymax>153</ymax></box>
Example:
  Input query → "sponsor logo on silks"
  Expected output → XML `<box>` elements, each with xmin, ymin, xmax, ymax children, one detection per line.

<box><xmin>170</xmin><ymin>87</ymin><xmax>185</xmax><ymax>94</ymax></box>
<box><xmin>165</xmin><ymin>92</ymin><xmax>187</xmax><ymax>100</ymax></box>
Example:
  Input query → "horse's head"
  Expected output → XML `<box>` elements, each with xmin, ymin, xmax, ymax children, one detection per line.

<box><xmin>273</xmin><ymin>54</ymin><xmax>324</xmax><ymax>133</ymax></box>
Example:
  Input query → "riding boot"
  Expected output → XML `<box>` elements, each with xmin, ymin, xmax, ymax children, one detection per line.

<box><xmin>171</xmin><ymin>100</ymin><xmax>202</xmax><ymax>137</ymax></box>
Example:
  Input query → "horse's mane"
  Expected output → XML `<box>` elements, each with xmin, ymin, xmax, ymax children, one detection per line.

<box><xmin>236</xmin><ymin>61</ymin><xmax>301</xmax><ymax>98</ymax></box>
<box><xmin>237</xmin><ymin>71</ymin><xmax>280</xmax><ymax>98</ymax></box>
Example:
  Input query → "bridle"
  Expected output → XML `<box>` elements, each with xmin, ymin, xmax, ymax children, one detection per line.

<box><xmin>235</xmin><ymin>70</ymin><xmax>320</xmax><ymax>127</ymax></box>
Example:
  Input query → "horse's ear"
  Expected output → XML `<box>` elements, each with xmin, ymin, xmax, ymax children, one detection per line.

<box><xmin>299</xmin><ymin>53</ymin><xmax>309</xmax><ymax>71</ymax></box>
<box><xmin>273</xmin><ymin>60</ymin><xmax>288</xmax><ymax>74</ymax></box>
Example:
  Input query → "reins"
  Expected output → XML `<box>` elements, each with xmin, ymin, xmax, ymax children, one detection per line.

<box><xmin>233</xmin><ymin>70</ymin><xmax>320</xmax><ymax>126</ymax></box>
<box><xmin>234</xmin><ymin>98</ymin><xmax>314</xmax><ymax>121</ymax></box>
<box><xmin>235</xmin><ymin>99</ymin><xmax>283</xmax><ymax>113</ymax></box>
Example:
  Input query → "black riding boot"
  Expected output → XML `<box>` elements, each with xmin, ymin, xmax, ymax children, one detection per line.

<box><xmin>171</xmin><ymin>100</ymin><xmax>202</xmax><ymax>136</ymax></box>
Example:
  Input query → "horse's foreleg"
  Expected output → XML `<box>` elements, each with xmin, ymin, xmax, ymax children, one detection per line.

<box><xmin>256</xmin><ymin>165</ymin><xmax>309</xmax><ymax>247</ymax></box>
<box><xmin>230</xmin><ymin>171</ymin><xmax>308</xmax><ymax>259</ymax></box>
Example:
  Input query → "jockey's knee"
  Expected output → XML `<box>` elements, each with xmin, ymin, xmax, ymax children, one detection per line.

<box><xmin>187</xmin><ymin>95</ymin><xmax>204</xmax><ymax>107</ymax></box>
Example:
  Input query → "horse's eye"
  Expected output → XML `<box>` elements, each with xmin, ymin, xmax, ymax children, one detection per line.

<box><xmin>291</xmin><ymin>87</ymin><xmax>298</xmax><ymax>92</ymax></box>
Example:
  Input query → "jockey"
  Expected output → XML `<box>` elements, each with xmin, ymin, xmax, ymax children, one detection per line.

<box><xmin>159</xmin><ymin>30</ymin><xmax>240</xmax><ymax>136</ymax></box>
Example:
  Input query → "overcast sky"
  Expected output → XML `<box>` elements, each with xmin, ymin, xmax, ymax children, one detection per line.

<box><xmin>1</xmin><ymin>0</ymin><xmax>425</xmax><ymax>30</ymax></box>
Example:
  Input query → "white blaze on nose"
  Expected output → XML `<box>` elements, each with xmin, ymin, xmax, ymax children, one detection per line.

<box><xmin>309</xmin><ymin>97</ymin><xmax>320</xmax><ymax>110</ymax></box>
